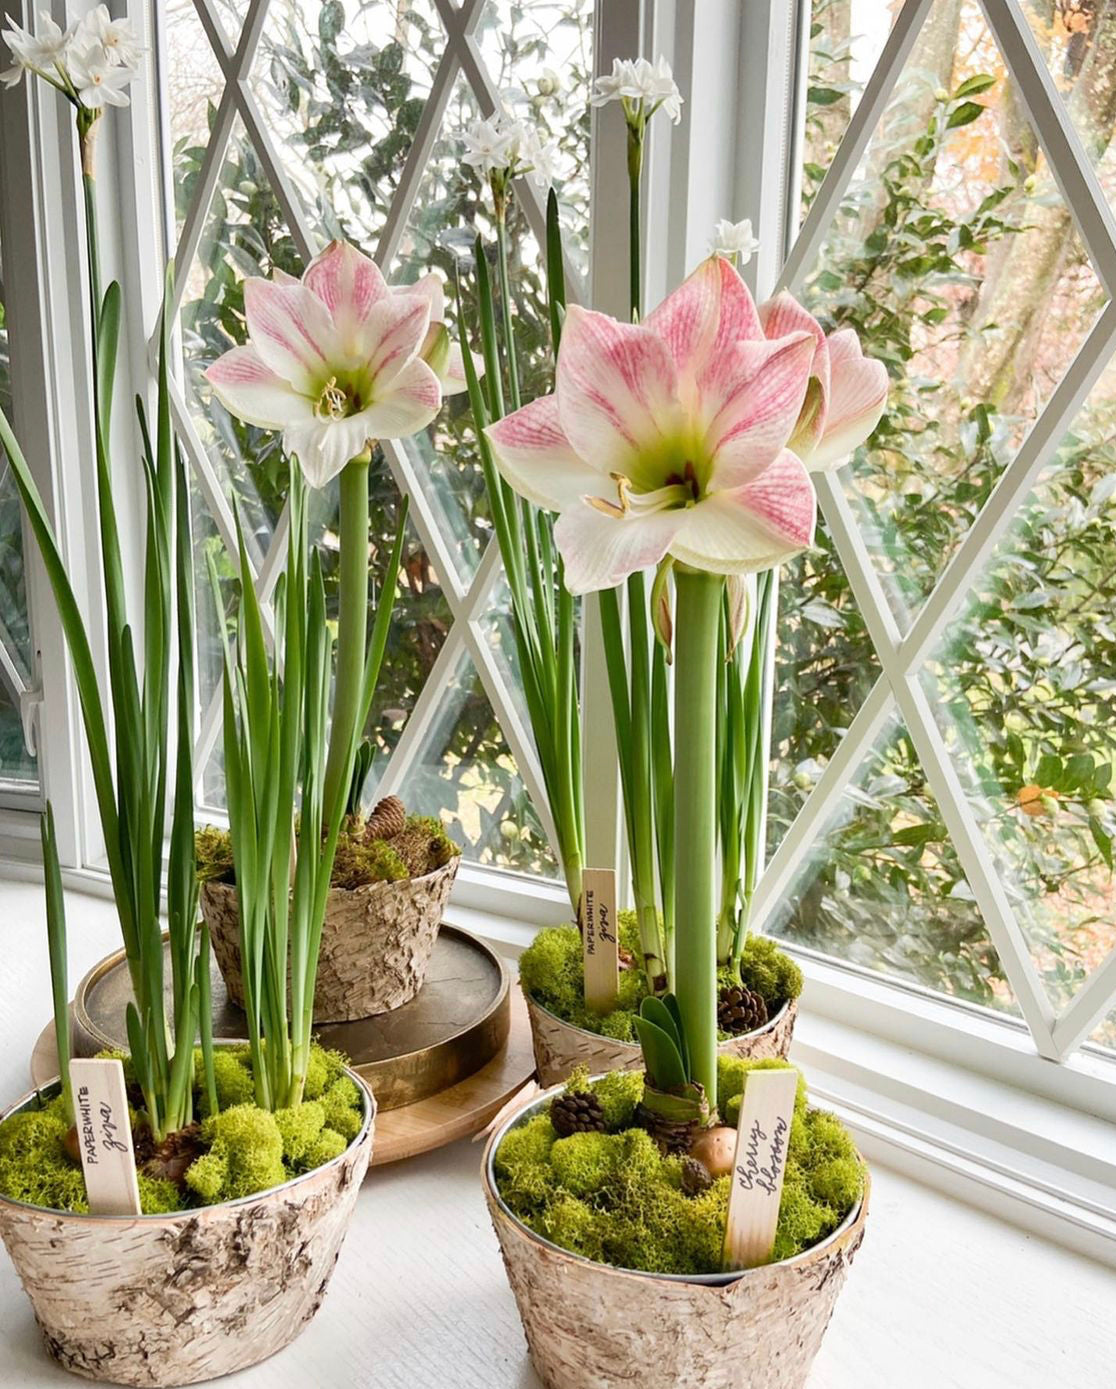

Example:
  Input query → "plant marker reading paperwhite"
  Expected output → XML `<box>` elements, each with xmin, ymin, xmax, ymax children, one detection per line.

<box><xmin>69</xmin><ymin>1058</ymin><xmax>142</xmax><ymax>1216</ymax></box>
<box><xmin>722</xmin><ymin>1068</ymin><xmax>798</xmax><ymax>1270</ymax></box>
<box><xmin>580</xmin><ymin>868</ymin><xmax>619</xmax><ymax>1013</ymax></box>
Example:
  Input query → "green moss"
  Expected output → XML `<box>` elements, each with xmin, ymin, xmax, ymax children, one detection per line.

<box><xmin>320</xmin><ymin>1076</ymin><xmax>363</xmax><ymax>1141</ymax></box>
<box><xmin>717</xmin><ymin>1055</ymin><xmax>809</xmax><ymax>1125</ymax></box>
<box><xmin>304</xmin><ymin>1128</ymin><xmax>347</xmax><ymax>1169</ymax></box>
<box><xmin>207</xmin><ymin>1047</ymin><xmax>256</xmax><ymax>1112</ymax></box>
<box><xmin>303</xmin><ymin>1047</ymin><xmax>349</xmax><ymax>1101</ymax></box>
<box><xmin>195</xmin><ymin>824</ymin><xmax>236</xmax><ymax>883</ymax></box>
<box><xmin>187</xmin><ymin>1105</ymin><xmax>286</xmax><ymax>1203</ymax></box>
<box><xmin>0</xmin><ymin>1042</ymin><xmax>361</xmax><ymax>1215</ymax></box>
<box><xmin>494</xmin><ymin>1063</ymin><xmax>862</xmax><ymax>1276</ymax></box>
<box><xmin>520</xmin><ymin>918</ymin><xmax>801</xmax><ymax>1041</ymax></box>
<box><xmin>275</xmin><ymin>1101</ymin><xmax>326</xmax><ymax>1164</ymax></box>
<box><xmin>196</xmin><ymin>813</ymin><xmax>460</xmax><ymax>892</ymax></box>
<box><xmin>331</xmin><ymin>836</ymin><xmax>409</xmax><ymax>888</ymax></box>
<box><xmin>137</xmin><ymin>1173</ymin><xmax>187</xmax><ymax>1214</ymax></box>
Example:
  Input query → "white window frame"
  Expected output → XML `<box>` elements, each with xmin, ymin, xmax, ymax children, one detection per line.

<box><xmin>1</xmin><ymin>0</ymin><xmax>1115</xmax><ymax>1262</ymax></box>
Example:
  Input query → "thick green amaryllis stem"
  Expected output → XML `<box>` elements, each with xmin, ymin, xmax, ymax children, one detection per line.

<box><xmin>321</xmin><ymin>451</ymin><xmax>372</xmax><ymax>823</ymax></box>
<box><xmin>672</xmin><ymin>566</ymin><xmax>725</xmax><ymax>1106</ymax></box>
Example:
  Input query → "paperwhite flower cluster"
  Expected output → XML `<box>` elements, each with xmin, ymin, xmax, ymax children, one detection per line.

<box><xmin>461</xmin><ymin>112</ymin><xmax>559</xmax><ymax>189</ymax></box>
<box><xmin>591</xmin><ymin>56</ymin><xmax>683</xmax><ymax>125</ymax></box>
<box><xmin>711</xmin><ymin>218</ymin><xmax>761</xmax><ymax>264</ymax></box>
<box><xmin>1</xmin><ymin>6</ymin><xmax>142</xmax><ymax>108</ymax></box>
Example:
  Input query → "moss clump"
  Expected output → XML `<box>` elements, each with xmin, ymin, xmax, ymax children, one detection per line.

<box><xmin>320</xmin><ymin>1076</ymin><xmax>363</xmax><ymax>1141</ymax></box>
<box><xmin>185</xmin><ymin>1105</ymin><xmax>286</xmax><ymax>1204</ymax></box>
<box><xmin>494</xmin><ymin>1059</ymin><xmax>862</xmax><ymax>1276</ymax></box>
<box><xmin>195</xmin><ymin>813</ymin><xmax>460</xmax><ymax>892</ymax></box>
<box><xmin>519</xmin><ymin>918</ymin><xmax>802</xmax><ymax>1042</ymax></box>
<box><xmin>0</xmin><ymin>1041</ymin><xmax>366</xmax><ymax>1215</ymax></box>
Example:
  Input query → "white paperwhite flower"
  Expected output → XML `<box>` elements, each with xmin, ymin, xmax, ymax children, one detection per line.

<box><xmin>590</xmin><ymin>55</ymin><xmax>683</xmax><ymax>124</ymax></box>
<box><xmin>1</xmin><ymin>11</ymin><xmax>72</xmax><ymax>88</ymax></box>
<box><xmin>627</xmin><ymin>56</ymin><xmax>683</xmax><ymax>123</ymax></box>
<box><xmin>461</xmin><ymin>115</ymin><xmax>522</xmax><ymax>176</ymax></box>
<box><xmin>712</xmin><ymin>218</ymin><xmax>761</xmax><ymax>264</ymax></box>
<box><xmin>591</xmin><ymin>57</ymin><xmax>638</xmax><ymax>107</ymax></box>
<box><xmin>68</xmin><ymin>42</ymin><xmax>133</xmax><ymax>107</ymax></box>
<box><xmin>522</xmin><ymin>126</ymin><xmax>559</xmax><ymax>187</ymax></box>
<box><xmin>461</xmin><ymin>112</ymin><xmax>557</xmax><ymax>188</ymax></box>
<box><xmin>75</xmin><ymin>5</ymin><xmax>142</xmax><ymax>71</ymax></box>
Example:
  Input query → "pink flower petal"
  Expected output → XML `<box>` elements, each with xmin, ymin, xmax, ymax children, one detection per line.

<box><xmin>759</xmin><ymin>291</ymin><xmax>830</xmax><ymax>455</ymax></box>
<box><xmin>302</xmin><ymin>240</ymin><xmax>390</xmax><ymax>356</ymax></box>
<box><xmin>361</xmin><ymin>294</ymin><xmax>433</xmax><ymax>388</ymax></box>
<box><xmin>703</xmin><ymin>332</ymin><xmax>817</xmax><ymax>488</ymax></box>
<box><xmin>363</xmin><ymin>356</ymin><xmax>442</xmax><ymax>439</ymax></box>
<box><xmin>555</xmin><ymin>305</ymin><xmax>683</xmax><ymax>475</ymax></box>
<box><xmin>645</xmin><ymin>255</ymin><xmax>763</xmax><ymax>382</ymax></box>
<box><xmin>486</xmin><ymin>395</ymin><xmax>606</xmax><ymax>513</ymax></box>
<box><xmin>398</xmin><ymin>271</ymin><xmax>446</xmax><ymax>324</ymax></box>
<box><xmin>671</xmin><ymin>450</ymin><xmax>816</xmax><ymax>574</ymax></box>
<box><xmin>810</xmin><ymin>330</ymin><xmax>888</xmax><ymax>469</ymax></box>
<box><xmin>555</xmin><ymin>500</ymin><xmax>686</xmax><ymax>594</ymax></box>
<box><xmin>244</xmin><ymin>279</ymin><xmax>337</xmax><ymax>389</ymax></box>
<box><xmin>205</xmin><ymin>345</ymin><xmax>314</xmax><ymax>428</ymax></box>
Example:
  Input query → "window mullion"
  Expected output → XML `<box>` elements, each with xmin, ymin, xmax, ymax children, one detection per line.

<box><xmin>750</xmin><ymin>674</ymin><xmax>895</xmax><ymax>931</ymax></box>
<box><xmin>901</xmin><ymin>300</ymin><xmax>1116</xmax><ymax>673</ymax></box>
<box><xmin>778</xmin><ymin>0</ymin><xmax>934</xmax><ymax>296</ymax></box>
<box><xmin>979</xmin><ymin>0</ymin><xmax>1116</xmax><ymax>296</ymax></box>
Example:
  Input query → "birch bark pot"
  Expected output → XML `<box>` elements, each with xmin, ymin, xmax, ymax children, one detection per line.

<box><xmin>483</xmin><ymin>1086</ymin><xmax>868</xmax><ymax>1389</ymax></box>
<box><xmin>524</xmin><ymin>991</ymin><xmax>798</xmax><ymax>1088</ymax></box>
<box><xmin>0</xmin><ymin>1071</ymin><xmax>375</xmax><ymax>1387</ymax></box>
<box><xmin>202</xmin><ymin>855</ymin><xmax>459</xmax><ymax>1023</ymax></box>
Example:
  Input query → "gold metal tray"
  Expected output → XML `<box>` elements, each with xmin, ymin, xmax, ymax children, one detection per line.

<box><xmin>68</xmin><ymin>926</ymin><xmax>510</xmax><ymax>1112</ymax></box>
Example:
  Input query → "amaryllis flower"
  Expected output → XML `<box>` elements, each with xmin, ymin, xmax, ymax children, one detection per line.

<box><xmin>759</xmin><ymin>291</ymin><xmax>888</xmax><ymax>471</ymax></box>
<box><xmin>206</xmin><ymin>240</ymin><xmax>469</xmax><ymax>487</ymax></box>
<box><xmin>485</xmin><ymin>255</ymin><xmax>818</xmax><ymax>594</ymax></box>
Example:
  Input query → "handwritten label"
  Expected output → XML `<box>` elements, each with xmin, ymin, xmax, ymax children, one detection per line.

<box><xmin>69</xmin><ymin>1058</ymin><xmax>142</xmax><ymax>1216</ymax></box>
<box><xmin>579</xmin><ymin>867</ymin><xmax>619</xmax><ymax>1013</ymax></box>
<box><xmin>722</xmin><ymin>1068</ymin><xmax>798</xmax><ymax>1270</ymax></box>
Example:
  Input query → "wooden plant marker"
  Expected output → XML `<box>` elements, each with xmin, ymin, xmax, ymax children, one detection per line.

<box><xmin>579</xmin><ymin>868</ymin><xmax>619</xmax><ymax>1013</ymax></box>
<box><xmin>70</xmin><ymin>1057</ymin><xmax>142</xmax><ymax>1216</ymax></box>
<box><xmin>722</xmin><ymin>1068</ymin><xmax>798</xmax><ymax>1271</ymax></box>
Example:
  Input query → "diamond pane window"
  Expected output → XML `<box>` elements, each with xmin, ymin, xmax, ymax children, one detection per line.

<box><xmin>762</xmin><ymin>0</ymin><xmax>1116</xmax><ymax>1063</ymax></box>
<box><xmin>159</xmin><ymin>0</ymin><xmax>593</xmax><ymax>876</ymax></box>
<box><xmin>0</xmin><ymin>230</ymin><xmax>36</xmax><ymax>787</ymax></box>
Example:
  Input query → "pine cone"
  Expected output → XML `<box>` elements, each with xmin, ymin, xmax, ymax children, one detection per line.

<box><xmin>681</xmin><ymin>1156</ymin><xmax>714</xmax><ymax>1196</ymax></box>
<box><xmin>551</xmin><ymin>1089</ymin><xmax>606</xmax><ymax>1138</ymax></box>
<box><xmin>365</xmin><ymin>795</ymin><xmax>406</xmax><ymax>841</ymax></box>
<box><xmin>634</xmin><ymin>1101</ymin><xmax>695</xmax><ymax>1155</ymax></box>
<box><xmin>718</xmin><ymin>984</ymin><xmax>769</xmax><ymax>1036</ymax></box>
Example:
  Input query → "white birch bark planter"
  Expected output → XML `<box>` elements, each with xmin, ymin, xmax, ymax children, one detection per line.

<box><xmin>202</xmin><ymin>854</ymin><xmax>459</xmax><ymax>1023</ymax></box>
<box><xmin>0</xmin><ymin>1071</ymin><xmax>375</xmax><ymax>1387</ymax></box>
<box><xmin>483</xmin><ymin>1086</ymin><xmax>868</xmax><ymax>1389</ymax></box>
<box><xmin>524</xmin><ymin>990</ymin><xmax>798</xmax><ymax>1088</ymax></box>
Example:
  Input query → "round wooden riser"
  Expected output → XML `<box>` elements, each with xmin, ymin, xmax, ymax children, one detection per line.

<box><xmin>32</xmin><ymin>928</ymin><xmax>537</xmax><ymax>1165</ymax></box>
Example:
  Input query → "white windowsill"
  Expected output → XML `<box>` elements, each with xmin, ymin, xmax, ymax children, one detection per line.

<box><xmin>0</xmin><ymin>875</ymin><xmax>1113</xmax><ymax>1387</ymax></box>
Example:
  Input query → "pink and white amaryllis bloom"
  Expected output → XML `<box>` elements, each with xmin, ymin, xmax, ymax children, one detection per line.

<box><xmin>484</xmin><ymin>255</ymin><xmax>819</xmax><ymax>594</ymax></box>
<box><xmin>758</xmin><ymin>290</ymin><xmax>888</xmax><ymax>471</ymax></box>
<box><xmin>206</xmin><ymin>240</ymin><xmax>470</xmax><ymax>487</ymax></box>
